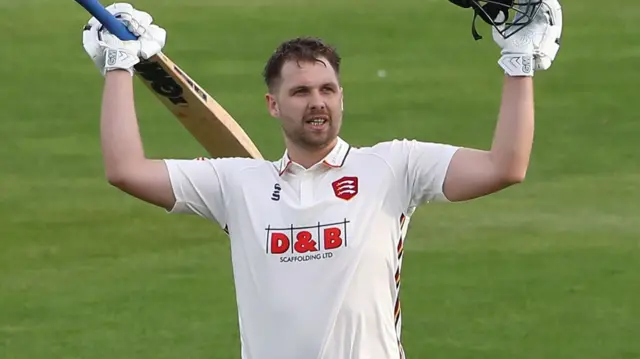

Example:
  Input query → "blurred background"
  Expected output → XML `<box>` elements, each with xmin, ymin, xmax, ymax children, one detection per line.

<box><xmin>1</xmin><ymin>0</ymin><xmax>639</xmax><ymax>358</ymax></box>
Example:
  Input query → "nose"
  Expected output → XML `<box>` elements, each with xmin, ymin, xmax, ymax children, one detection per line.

<box><xmin>309</xmin><ymin>91</ymin><xmax>326</xmax><ymax>111</ymax></box>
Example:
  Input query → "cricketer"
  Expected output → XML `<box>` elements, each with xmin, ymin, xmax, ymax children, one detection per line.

<box><xmin>81</xmin><ymin>0</ymin><xmax>563</xmax><ymax>358</ymax></box>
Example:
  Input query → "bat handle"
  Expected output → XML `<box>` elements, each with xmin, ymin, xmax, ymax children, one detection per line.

<box><xmin>74</xmin><ymin>0</ymin><xmax>137</xmax><ymax>41</ymax></box>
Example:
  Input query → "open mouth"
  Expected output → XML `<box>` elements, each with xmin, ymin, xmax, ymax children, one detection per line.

<box><xmin>306</xmin><ymin>116</ymin><xmax>329</xmax><ymax>128</ymax></box>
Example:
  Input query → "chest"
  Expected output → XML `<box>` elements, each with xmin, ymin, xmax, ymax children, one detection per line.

<box><xmin>276</xmin><ymin>171</ymin><xmax>360</xmax><ymax>206</ymax></box>
<box><xmin>227</xmin><ymin>167</ymin><xmax>398</xmax><ymax>255</ymax></box>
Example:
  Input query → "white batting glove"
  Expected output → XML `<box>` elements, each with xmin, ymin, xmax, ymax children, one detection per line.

<box><xmin>493</xmin><ymin>0</ymin><xmax>563</xmax><ymax>77</ymax></box>
<box><xmin>82</xmin><ymin>3</ymin><xmax>167</xmax><ymax>76</ymax></box>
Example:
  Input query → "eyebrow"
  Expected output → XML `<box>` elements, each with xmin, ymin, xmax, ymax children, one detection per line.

<box><xmin>289</xmin><ymin>83</ymin><xmax>337</xmax><ymax>93</ymax></box>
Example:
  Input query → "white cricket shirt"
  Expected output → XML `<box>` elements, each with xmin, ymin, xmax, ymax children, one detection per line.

<box><xmin>164</xmin><ymin>137</ymin><xmax>459</xmax><ymax>359</ymax></box>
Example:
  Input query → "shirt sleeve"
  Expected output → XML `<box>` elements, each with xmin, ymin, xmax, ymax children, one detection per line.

<box><xmin>376</xmin><ymin>139</ymin><xmax>460</xmax><ymax>211</ymax></box>
<box><xmin>163</xmin><ymin>157</ymin><xmax>231</xmax><ymax>229</ymax></box>
<box><xmin>405</xmin><ymin>140</ymin><xmax>460</xmax><ymax>206</ymax></box>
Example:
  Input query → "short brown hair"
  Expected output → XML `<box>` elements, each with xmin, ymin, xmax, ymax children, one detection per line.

<box><xmin>262</xmin><ymin>36</ymin><xmax>342</xmax><ymax>91</ymax></box>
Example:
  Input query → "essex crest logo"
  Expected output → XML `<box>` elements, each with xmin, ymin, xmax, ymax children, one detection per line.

<box><xmin>332</xmin><ymin>176</ymin><xmax>358</xmax><ymax>200</ymax></box>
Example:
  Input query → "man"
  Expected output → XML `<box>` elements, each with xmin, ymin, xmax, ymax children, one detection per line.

<box><xmin>81</xmin><ymin>1</ymin><xmax>562</xmax><ymax>358</ymax></box>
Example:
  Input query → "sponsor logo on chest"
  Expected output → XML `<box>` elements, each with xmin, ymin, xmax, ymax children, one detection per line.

<box><xmin>265</xmin><ymin>220</ymin><xmax>350</xmax><ymax>263</ymax></box>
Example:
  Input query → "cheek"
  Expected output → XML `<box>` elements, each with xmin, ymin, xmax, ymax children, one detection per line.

<box><xmin>280</xmin><ymin>100</ymin><xmax>306</xmax><ymax>116</ymax></box>
<box><xmin>330</xmin><ymin>98</ymin><xmax>343</xmax><ymax>113</ymax></box>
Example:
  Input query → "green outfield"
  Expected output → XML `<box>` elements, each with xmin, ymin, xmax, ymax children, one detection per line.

<box><xmin>1</xmin><ymin>0</ymin><xmax>639</xmax><ymax>358</ymax></box>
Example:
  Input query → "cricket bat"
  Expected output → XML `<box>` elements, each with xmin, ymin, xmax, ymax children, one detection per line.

<box><xmin>75</xmin><ymin>0</ymin><xmax>263</xmax><ymax>159</ymax></box>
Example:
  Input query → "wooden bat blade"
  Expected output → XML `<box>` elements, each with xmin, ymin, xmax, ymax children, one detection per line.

<box><xmin>133</xmin><ymin>54</ymin><xmax>263</xmax><ymax>159</ymax></box>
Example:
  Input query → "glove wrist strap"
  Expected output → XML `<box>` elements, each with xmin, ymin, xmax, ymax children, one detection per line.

<box><xmin>103</xmin><ymin>48</ymin><xmax>139</xmax><ymax>76</ymax></box>
<box><xmin>498</xmin><ymin>53</ymin><xmax>534</xmax><ymax>77</ymax></box>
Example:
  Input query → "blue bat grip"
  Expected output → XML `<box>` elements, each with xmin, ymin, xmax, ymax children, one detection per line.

<box><xmin>75</xmin><ymin>0</ymin><xmax>137</xmax><ymax>41</ymax></box>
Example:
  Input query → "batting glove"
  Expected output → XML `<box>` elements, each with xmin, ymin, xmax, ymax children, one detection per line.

<box><xmin>493</xmin><ymin>0</ymin><xmax>563</xmax><ymax>77</ymax></box>
<box><xmin>82</xmin><ymin>3</ymin><xmax>167</xmax><ymax>76</ymax></box>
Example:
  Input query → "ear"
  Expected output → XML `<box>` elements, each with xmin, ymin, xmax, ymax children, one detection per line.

<box><xmin>340</xmin><ymin>87</ymin><xmax>344</xmax><ymax>111</ymax></box>
<box><xmin>265</xmin><ymin>93</ymin><xmax>280</xmax><ymax>117</ymax></box>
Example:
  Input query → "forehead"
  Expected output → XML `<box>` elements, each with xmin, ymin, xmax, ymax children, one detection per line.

<box><xmin>279</xmin><ymin>58</ymin><xmax>339</xmax><ymax>88</ymax></box>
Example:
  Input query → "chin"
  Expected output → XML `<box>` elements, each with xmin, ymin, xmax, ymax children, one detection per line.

<box><xmin>298</xmin><ymin>135</ymin><xmax>334</xmax><ymax>149</ymax></box>
<box><xmin>313</xmin><ymin>136</ymin><xmax>338</xmax><ymax>148</ymax></box>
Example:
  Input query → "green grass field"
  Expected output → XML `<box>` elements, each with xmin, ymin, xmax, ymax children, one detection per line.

<box><xmin>2</xmin><ymin>0</ymin><xmax>639</xmax><ymax>358</ymax></box>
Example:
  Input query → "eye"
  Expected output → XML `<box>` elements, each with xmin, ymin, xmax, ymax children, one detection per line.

<box><xmin>292</xmin><ymin>88</ymin><xmax>308</xmax><ymax>95</ymax></box>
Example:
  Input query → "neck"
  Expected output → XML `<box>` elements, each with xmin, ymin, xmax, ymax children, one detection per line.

<box><xmin>286</xmin><ymin>138</ymin><xmax>338</xmax><ymax>169</ymax></box>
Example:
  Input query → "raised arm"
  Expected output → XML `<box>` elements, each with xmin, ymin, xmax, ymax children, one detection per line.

<box><xmin>82</xmin><ymin>4</ymin><xmax>175</xmax><ymax>210</ymax></box>
<box><xmin>100</xmin><ymin>70</ymin><xmax>175</xmax><ymax>210</ymax></box>
<box><xmin>442</xmin><ymin>0</ymin><xmax>563</xmax><ymax>202</ymax></box>
<box><xmin>442</xmin><ymin>75</ymin><xmax>533</xmax><ymax>202</ymax></box>
<box><xmin>83</xmin><ymin>4</ymin><xmax>236</xmax><ymax>229</ymax></box>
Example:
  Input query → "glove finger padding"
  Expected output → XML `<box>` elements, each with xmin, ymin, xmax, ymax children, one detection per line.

<box><xmin>129</xmin><ymin>10</ymin><xmax>154</xmax><ymax>36</ymax></box>
<box><xmin>114</xmin><ymin>10</ymin><xmax>154</xmax><ymax>37</ymax></box>
<box><xmin>534</xmin><ymin>0</ymin><xmax>562</xmax><ymax>70</ymax></box>
<box><xmin>83</xmin><ymin>23</ymin><xmax>108</xmax><ymax>73</ymax></box>
<box><xmin>104</xmin><ymin>3</ymin><xmax>154</xmax><ymax>37</ymax></box>
<box><xmin>104</xmin><ymin>2</ymin><xmax>135</xmax><ymax>20</ymax></box>
<box><xmin>139</xmin><ymin>25</ymin><xmax>166</xmax><ymax>59</ymax></box>
<box><xmin>103</xmin><ymin>3</ymin><xmax>164</xmax><ymax>59</ymax></box>
<box><xmin>535</xmin><ymin>25</ymin><xmax>560</xmax><ymax>70</ymax></box>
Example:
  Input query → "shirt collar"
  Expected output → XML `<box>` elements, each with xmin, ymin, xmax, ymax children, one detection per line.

<box><xmin>276</xmin><ymin>137</ymin><xmax>351</xmax><ymax>176</ymax></box>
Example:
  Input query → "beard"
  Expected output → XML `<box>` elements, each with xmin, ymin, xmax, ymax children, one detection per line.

<box><xmin>282</xmin><ymin>114</ymin><xmax>340</xmax><ymax>151</ymax></box>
